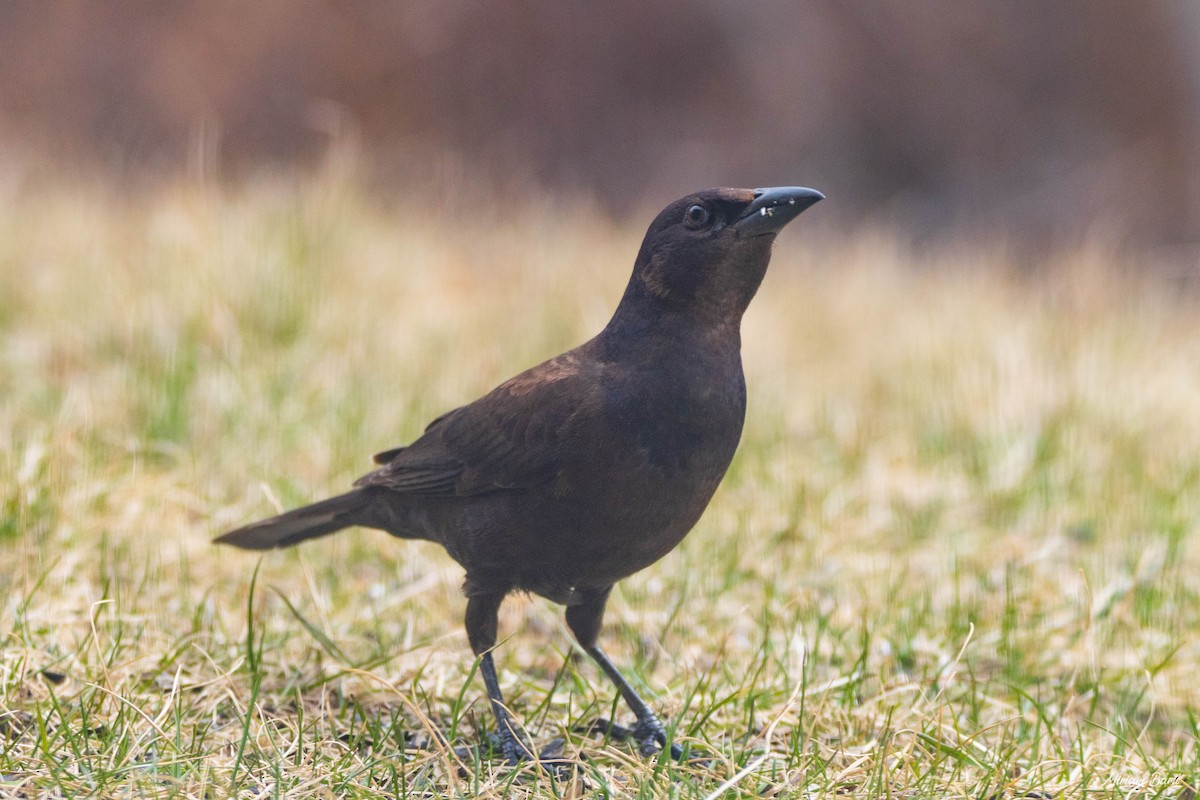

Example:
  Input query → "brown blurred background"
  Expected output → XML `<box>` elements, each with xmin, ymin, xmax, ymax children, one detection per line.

<box><xmin>1</xmin><ymin>1</ymin><xmax>1197</xmax><ymax>248</ymax></box>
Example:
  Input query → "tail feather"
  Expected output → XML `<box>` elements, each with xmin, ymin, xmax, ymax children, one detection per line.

<box><xmin>214</xmin><ymin>491</ymin><xmax>368</xmax><ymax>550</ymax></box>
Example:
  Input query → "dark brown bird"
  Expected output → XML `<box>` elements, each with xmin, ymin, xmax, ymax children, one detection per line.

<box><xmin>216</xmin><ymin>186</ymin><xmax>823</xmax><ymax>762</ymax></box>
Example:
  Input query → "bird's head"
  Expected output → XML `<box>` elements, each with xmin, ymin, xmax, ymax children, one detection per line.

<box><xmin>621</xmin><ymin>187</ymin><xmax>824</xmax><ymax>326</ymax></box>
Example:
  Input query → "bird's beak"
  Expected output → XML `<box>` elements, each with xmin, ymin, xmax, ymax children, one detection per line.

<box><xmin>734</xmin><ymin>186</ymin><xmax>824</xmax><ymax>238</ymax></box>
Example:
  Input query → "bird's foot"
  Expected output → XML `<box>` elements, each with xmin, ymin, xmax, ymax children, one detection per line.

<box><xmin>415</xmin><ymin>723</ymin><xmax>577</xmax><ymax>778</ymax></box>
<box><xmin>482</xmin><ymin>727</ymin><xmax>576</xmax><ymax>770</ymax></box>
<box><xmin>486</xmin><ymin>724</ymin><xmax>538</xmax><ymax>765</ymax></box>
<box><xmin>586</xmin><ymin>714</ymin><xmax>683</xmax><ymax>759</ymax></box>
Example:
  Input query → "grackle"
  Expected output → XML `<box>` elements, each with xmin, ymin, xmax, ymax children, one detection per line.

<box><xmin>216</xmin><ymin>186</ymin><xmax>823</xmax><ymax>763</ymax></box>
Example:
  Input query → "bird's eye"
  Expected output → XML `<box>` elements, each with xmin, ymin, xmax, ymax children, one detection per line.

<box><xmin>683</xmin><ymin>203</ymin><xmax>711</xmax><ymax>229</ymax></box>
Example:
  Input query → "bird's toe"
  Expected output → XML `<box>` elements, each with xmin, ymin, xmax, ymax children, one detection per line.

<box><xmin>632</xmin><ymin>716</ymin><xmax>673</xmax><ymax>757</ymax></box>
<box><xmin>486</xmin><ymin>727</ymin><xmax>537</xmax><ymax>765</ymax></box>
<box><xmin>585</xmin><ymin>714</ymin><xmax>683</xmax><ymax>759</ymax></box>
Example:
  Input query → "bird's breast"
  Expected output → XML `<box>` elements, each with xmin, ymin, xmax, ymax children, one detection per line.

<box><xmin>608</xmin><ymin>361</ymin><xmax>745</xmax><ymax>470</ymax></box>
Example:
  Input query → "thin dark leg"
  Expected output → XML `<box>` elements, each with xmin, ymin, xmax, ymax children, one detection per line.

<box><xmin>586</xmin><ymin>645</ymin><xmax>682</xmax><ymax>759</ymax></box>
<box><xmin>478</xmin><ymin>651</ymin><xmax>537</xmax><ymax>764</ymax></box>
<box><xmin>565</xmin><ymin>587</ymin><xmax>683</xmax><ymax>759</ymax></box>
<box><xmin>465</xmin><ymin>591</ymin><xmax>536</xmax><ymax>764</ymax></box>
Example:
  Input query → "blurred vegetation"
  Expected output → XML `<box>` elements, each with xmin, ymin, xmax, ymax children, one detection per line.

<box><xmin>0</xmin><ymin>1</ymin><xmax>1197</xmax><ymax>248</ymax></box>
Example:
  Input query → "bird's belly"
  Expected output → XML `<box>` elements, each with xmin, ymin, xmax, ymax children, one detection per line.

<box><xmin>515</xmin><ymin>433</ymin><xmax>736</xmax><ymax>595</ymax></box>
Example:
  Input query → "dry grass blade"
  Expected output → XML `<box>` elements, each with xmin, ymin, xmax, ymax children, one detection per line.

<box><xmin>1</xmin><ymin>172</ymin><xmax>1198</xmax><ymax>797</ymax></box>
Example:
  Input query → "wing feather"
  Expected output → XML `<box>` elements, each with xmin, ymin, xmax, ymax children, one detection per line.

<box><xmin>355</xmin><ymin>351</ymin><xmax>595</xmax><ymax>496</ymax></box>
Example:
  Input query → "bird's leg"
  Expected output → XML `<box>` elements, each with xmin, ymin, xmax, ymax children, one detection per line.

<box><xmin>585</xmin><ymin>645</ymin><xmax>682</xmax><ymax>759</ymax></box>
<box><xmin>465</xmin><ymin>591</ymin><xmax>536</xmax><ymax>764</ymax></box>
<box><xmin>566</xmin><ymin>587</ymin><xmax>683</xmax><ymax>759</ymax></box>
<box><xmin>477</xmin><ymin>651</ymin><xmax>539</xmax><ymax>764</ymax></box>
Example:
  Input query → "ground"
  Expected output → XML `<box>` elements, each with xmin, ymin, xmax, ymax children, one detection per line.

<box><xmin>1</xmin><ymin>171</ymin><xmax>1197</xmax><ymax>797</ymax></box>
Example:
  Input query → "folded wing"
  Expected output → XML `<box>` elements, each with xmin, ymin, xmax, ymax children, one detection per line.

<box><xmin>354</xmin><ymin>351</ymin><xmax>596</xmax><ymax>497</ymax></box>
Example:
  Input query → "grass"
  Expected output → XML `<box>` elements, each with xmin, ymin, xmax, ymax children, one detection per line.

<box><xmin>1</xmin><ymin>168</ymin><xmax>1199</xmax><ymax>797</ymax></box>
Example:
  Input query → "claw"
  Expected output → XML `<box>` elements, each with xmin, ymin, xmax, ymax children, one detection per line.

<box><xmin>484</xmin><ymin>728</ymin><xmax>581</xmax><ymax>779</ymax></box>
<box><xmin>411</xmin><ymin>721</ymin><xmax>578</xmax><ymax>774</ymax></box>
<box><xmin>632</xmin><ymin>714</ymin><xmax>683</xmax><ymax>759</ymax></box>
<box><xmin>585</xmin><ymin>715</ymin><xmax>684</xmax><ymax>759</ymax></box>
<box><xmin>487</xmin><ymin>726</ymin><xmax>538</xmax><ymax>765</ymax></box>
